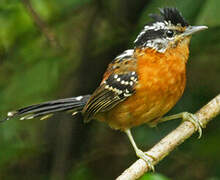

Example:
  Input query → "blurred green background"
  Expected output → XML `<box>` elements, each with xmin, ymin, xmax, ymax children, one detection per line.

<box><xmin>0</xmin><ymin>0</ymin><xmax>219</xmax><ymax>180</ymax></box>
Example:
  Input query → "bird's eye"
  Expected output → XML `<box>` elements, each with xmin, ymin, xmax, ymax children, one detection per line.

<box><xmin>166</xmin><ymin>30</ymin><xmax>174</xmax><ymax>38</ymax></box>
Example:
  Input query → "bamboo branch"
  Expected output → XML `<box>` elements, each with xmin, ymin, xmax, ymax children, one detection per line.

<box><xmin>117</xmin><ymin>94</ymin><xmax>220</xmax><ymax>180</ymax></box>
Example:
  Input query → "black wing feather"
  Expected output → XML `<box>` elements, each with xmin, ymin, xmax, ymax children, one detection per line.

<box><xmin>83</xmin><ymin>72</ymin><xmax>138</xmax><ymax>122</ymax></box>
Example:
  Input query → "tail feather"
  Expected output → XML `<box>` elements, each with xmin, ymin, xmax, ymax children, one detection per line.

<box><xmin>17</xmin><ymin>100</ymin><xmax>84</xmax><ymax>115</ymax></box>
<box><xmin>2</xmin><ymin>95</ymin><xmax>91</xmax><ymax>122</ymax></box>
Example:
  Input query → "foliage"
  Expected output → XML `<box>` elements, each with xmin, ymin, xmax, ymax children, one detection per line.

<box><xmin>139</xmin><ymin>173</ymin><xmax>170</xmax><ymax>180</ymax></box>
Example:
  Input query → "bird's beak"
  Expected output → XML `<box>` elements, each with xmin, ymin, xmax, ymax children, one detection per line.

<box><xmin>183</xmin><ymin>25</ymin><xmax>208</xmax><ymax>36</ymax></box>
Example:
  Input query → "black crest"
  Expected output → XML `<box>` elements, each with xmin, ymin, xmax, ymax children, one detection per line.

<box><xmin>150</xmin><ymin>7</ymin><xmax>189</xmax><ymax>27</ymax></box>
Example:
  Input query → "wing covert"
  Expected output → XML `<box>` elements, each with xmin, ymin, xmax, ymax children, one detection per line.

<box><xmin>83</xmin><ymin>71</ymin><xmax>138</xmax><ymax>122</ymax></box>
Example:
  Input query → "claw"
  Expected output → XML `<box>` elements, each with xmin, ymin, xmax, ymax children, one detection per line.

<box><xmin>136</xmin><ymin>149</ymin><xmax>155</xmax><ymax>171</ymax></box>
<box><xmin>182</xmin><ymin>112</ymin><xmax>203</xmax><ymax>139</ymax></box>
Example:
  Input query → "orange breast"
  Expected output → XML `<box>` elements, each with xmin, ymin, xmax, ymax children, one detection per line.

<box><xmin>96</xmin><ymin>45</ymin><xmax>189</xmax><ymax>130</ymax></box>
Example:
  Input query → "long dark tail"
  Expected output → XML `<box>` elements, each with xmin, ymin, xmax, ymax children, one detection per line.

<box><xmin>1</xmin><ymin>95</ymin><xmax>91</xmax><ymax>122</ymax></box>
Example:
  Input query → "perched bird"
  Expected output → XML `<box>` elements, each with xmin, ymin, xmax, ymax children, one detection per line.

<box><xmin>2</xmin><ymin>8</ymin><xmax>207</xmax><ymax>170</ymax></box>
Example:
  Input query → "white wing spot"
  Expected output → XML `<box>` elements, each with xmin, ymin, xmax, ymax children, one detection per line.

<box><xmin>124</xmin><ymin>93</ymin><xmax>131</xmax><ymax>97</ymax></box>
<box><xmin>114</xmin><ymin>74</ymin><xmax>118</xmax><ymax>79</ymax></box>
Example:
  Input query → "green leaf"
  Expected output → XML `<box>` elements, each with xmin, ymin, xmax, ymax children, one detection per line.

<box><xmin>139</xmin><ymin>173</ymin><xmax>171</xmax><ymax>180</ymax></box>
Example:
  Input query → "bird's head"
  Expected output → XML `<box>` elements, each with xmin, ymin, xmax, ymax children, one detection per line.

<box><xmin>134</xmin><ymin>8</ymin><xmax>208</xmax><ymax>53</ymax></box>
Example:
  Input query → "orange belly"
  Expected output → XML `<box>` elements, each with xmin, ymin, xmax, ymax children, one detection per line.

<box><xmin>96</xmin><ymin>47</ymin><xmax>188</xmax><ymax>130</ymax></box>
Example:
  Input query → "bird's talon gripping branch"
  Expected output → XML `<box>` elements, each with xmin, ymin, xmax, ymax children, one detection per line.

<box><xmin>182</xmin><ymin>112</ymin><xmax>203</xmax><ymax>139</ymax></box>
<box><xmin>159</xmin><ymin>112</ymin><xmax>203</xmax><ymax>138</ymax></box>
<box><xmin>136</xmin><ymin>149</ymin><xmax>155</xmax><ymax>171</ymax></box>
<box><xmin>145</xmin><ymin>152</ymin><xmax>156</xmax><ymax>161</ymax></box>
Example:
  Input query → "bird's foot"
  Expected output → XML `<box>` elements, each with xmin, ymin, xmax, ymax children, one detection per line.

<box><xmin>135</xmin><ymin>148</ymin><xmax>155</xmax><ymax>171</ymax></box>
<box><xmin>182</xmin><ymin>112</ymin><xmax>203</xmax><ymax>139</ymax></box>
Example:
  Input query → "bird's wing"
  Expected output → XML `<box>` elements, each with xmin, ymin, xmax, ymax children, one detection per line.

<box><xmin>82</xmin><ymin>49</ymin><xmax>138</xmax><ymax>122</ymax></box>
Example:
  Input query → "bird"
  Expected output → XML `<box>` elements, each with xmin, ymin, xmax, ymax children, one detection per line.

<box><xmin>2</xmin><ymin>8</ymin><xmax>207</xmax><ymax>170</ymax></box>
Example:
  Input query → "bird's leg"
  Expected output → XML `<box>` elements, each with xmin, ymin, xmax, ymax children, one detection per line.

<box><xmin>158</xmin><ymin>112</ymin><xmax>203</xmax><ymax>138</ymax></box>
<box><xmin>125</xmin><ymin>129</ymin><xmax>155</xmax><ymax>171</ymax></box>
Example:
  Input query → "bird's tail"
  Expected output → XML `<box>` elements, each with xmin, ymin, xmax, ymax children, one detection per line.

<box><xmin>1</xmin><ymin>95</ymin><xmax>91</xmax><ymax>122</ymax></box>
